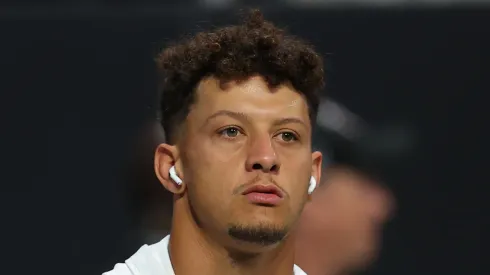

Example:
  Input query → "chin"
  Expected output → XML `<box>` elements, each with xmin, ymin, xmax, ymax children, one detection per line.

<box><xmin>226</xmin><ymin>220</ymin><xmax>290</xmax><ymax>252</ymax></box>
<box><xmin>234</xmin><ymin>207</ymin><xmax>286</xmax><ymax>227</ymax></box>
<box><xmin>230</xmin><ymin>238</ymin><xmax>284</xmax><ymax>255</ymax></box>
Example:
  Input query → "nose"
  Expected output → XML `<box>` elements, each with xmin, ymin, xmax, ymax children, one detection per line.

<box><xmin>245</xmin><ymin>136</ymin><xmax>281</xmax><ymax>174</ymax></box>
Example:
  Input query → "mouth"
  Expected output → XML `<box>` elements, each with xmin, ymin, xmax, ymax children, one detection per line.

<box><xmin>241</xmin><ymin>185</ymin><xmax>284</xmax><ymax>206</ymax></box>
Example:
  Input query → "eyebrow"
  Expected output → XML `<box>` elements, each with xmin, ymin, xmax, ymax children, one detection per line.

<box><xmin>204</xmin><ymin>110</ymin><xmax>307</xmax><ymax>128</ymax></box>
<box><xmin>204</xmin><ymin>110</ymin><xmax>251</xmax><ymax>126</ymax></box>
<box><xmin>272</xmin><ymin>117</ymin><xmax>307</xmax><ymax>128</ymax></box>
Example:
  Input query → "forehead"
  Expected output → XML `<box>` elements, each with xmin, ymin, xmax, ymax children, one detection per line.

<box><xmin>191</xmin><ymin>76</ymin><xmax>309</xmax><ymax>120</ymax></box>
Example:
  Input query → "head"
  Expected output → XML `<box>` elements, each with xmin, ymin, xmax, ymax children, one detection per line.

<box><xmin>153</xmin><ymin>10</ymin><xmax>324</xmax><ymax>253</ymax></box>
<box><xmin>297</xmin><ymin>164</ymin><xmax>395</xmax><ymax>273</ymax></box>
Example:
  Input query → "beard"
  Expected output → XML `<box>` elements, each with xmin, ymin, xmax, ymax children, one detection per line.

<box><xmin>227</xmin><ymin>222</ymin><xmax>289</xmax><ymax>246</ymax></box>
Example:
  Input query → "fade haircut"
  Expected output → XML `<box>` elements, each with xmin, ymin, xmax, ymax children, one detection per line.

<box><xmin>156</xmin><ymin>9</ymin><xmax>325</xmax><ymax>143</ymax></box>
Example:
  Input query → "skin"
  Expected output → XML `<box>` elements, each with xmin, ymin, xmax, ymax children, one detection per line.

<box><xmin>295</xmin><ymin>165</ymin><xmax>395</xmax><ymax>275</ymax></box>
<box><xmin>154</xmin><ymin>76</ymin><xmax>322</xmax><ymax>275</ymax></box>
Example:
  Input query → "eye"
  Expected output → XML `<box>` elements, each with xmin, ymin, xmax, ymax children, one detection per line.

<box><xmin>218</xmin><ymin>127</ymin><xmax>242</xmax><ymax>139</ymax></box>
<box><xmin>277</xmin><ymin>132</ymin><xmax>299</xmax><ymax>142</ymax></box>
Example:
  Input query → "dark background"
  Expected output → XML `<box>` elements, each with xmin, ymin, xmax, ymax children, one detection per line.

<box><xmin>1</xmin><ymin>3</ymin><xmax>486</xmax><ymax>275</ymax></box>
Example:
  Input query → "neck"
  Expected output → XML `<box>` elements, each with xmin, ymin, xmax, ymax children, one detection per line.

<box><xmin>169</xmin><ymin>199</ymin><xmax>297</xmax><ymax>275</ymax></box>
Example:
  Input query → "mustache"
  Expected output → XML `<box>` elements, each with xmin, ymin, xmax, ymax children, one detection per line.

<box><xmin>233</xmin><ymin>175</ymin><xmax>288</xmax><ymax>198</ymax></box>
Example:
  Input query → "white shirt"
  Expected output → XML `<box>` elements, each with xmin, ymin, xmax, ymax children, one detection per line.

<box><xmin>103</xmin><ymin>235</ymin><xmax>307</xmax><ymax>275</ymax></box>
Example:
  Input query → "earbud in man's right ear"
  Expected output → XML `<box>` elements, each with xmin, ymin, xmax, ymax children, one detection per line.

<box><xmin>169</xmin><ymin>166</ymin><xmax>183</xmax><ymax>185</ymax></box>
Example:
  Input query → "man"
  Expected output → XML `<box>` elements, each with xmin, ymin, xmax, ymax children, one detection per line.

<box><xmin>104</xmin><ymin>9</ymin><xmax>325</xmax><ymax>275</ymax></box>
<box><xmin>295</xmin><ymin>98</ymin><xmax>410</xmax><ymax>275</ymax></box>
<box><xmin>122</xmin><ymin>97</ymin><xmax>411</xmax><ymax>275</ymax></box>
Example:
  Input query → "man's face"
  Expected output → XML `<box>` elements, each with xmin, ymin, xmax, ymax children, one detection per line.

<box><xmin>299</xmin><ymin>166</ymin><xmax>395</xmax><ymax>268</ymax></box>
<box><xmin>178</xmin><ymin>76</ymin><xmax>321</xmax><ymax>251</ymax></box>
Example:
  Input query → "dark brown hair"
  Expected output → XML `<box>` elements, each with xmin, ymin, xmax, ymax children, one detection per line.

<box><xmin>156</xmin><ymin>9</ymin><xmax>325</xmax><ymax>143</ymax></box>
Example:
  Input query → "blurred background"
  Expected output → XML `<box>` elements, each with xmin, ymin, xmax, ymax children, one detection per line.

<box><xmin>1</xmin><ymin>1</ymin><xmax>487</xmax><ymax>275</ymax></box>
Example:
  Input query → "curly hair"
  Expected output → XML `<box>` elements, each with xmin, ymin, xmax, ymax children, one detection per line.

<box><xmin>156</xmin><ymin>9</ymin><xmax>325</xmax><ymax>143</ymax></box>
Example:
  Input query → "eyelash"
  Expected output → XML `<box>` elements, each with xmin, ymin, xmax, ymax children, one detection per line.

<box><xmin>218</xmin><ymin>127</ymin><xmax>299</xmax><ymax>143</ymax></box>
<box><xmin>218</xmin><ymin>126</ymin><xmax>244</xmax><ymax>139</ymax></box>
<box><xmin>276</xmin><ymin>131</ymin><xmax>299</xmax><ymax>143</ymax></box>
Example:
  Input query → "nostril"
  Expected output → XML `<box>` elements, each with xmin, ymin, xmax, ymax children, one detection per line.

<box><xmin>252</xmin><ymin>163</ymin><xmax>262</xmax><ymax>170</ymax></box>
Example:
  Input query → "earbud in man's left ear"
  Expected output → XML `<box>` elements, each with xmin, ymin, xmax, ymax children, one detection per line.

<box><xmin>308</xmin><ymin>176</ymin><xmax>317</xmax><ymax>195</ymax></box>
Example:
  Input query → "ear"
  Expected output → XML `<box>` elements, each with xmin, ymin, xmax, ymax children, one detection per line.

<box><xmin>154</xmin><ymin>143</ymin><xmax>185</xmax><ymax>195</ymax></box>
<box><xmin>309</xmin><ymin>150</ymin><xmax>323</xmax><ymax>198</ymax></box>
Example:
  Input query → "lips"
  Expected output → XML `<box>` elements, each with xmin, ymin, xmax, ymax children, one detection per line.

<box><xmin>242</xmin><ymin>185</ymin><xmax>284</xmax><ymax>206</ymax></box>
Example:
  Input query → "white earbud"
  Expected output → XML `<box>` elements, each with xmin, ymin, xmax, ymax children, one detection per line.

<box><xmin>308</xmin><ymin>176</ymin><xmax>317</xmax><ymax>195</ymax></box>
<box><xmin>169</xmin><ymin>165</ymin><xmax>183</xmax><ymax>186</ymax></box>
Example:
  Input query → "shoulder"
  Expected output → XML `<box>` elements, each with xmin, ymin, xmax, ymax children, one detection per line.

<box><xmin>101</xmin><ymin>235</ymin><xmax>172</xmax><ymax>275</ymax></box>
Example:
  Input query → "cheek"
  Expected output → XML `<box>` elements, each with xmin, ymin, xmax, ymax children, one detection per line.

<box><xmin>188</xmin><ymin>137</ymin><xmax>245</xmax><ymax>176</ymax></box>
<box><xmin>184</xmin><ymin>141</ymin><xmax>241</xmax><ymax>203</ymax></box>
<box><xmin>283</xmin><ymin>159</ymin><xmax>311</xmax><ymax>196</ymax></box>
<box><xmin>209</xmin><ymin>135</ymin><xmax>245</xmax><ymax>164</ymax></box>
<box><xmin>185</xmin><ymin>168</ymin><xmax>233</xmax><ymax>228</ymax></box>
